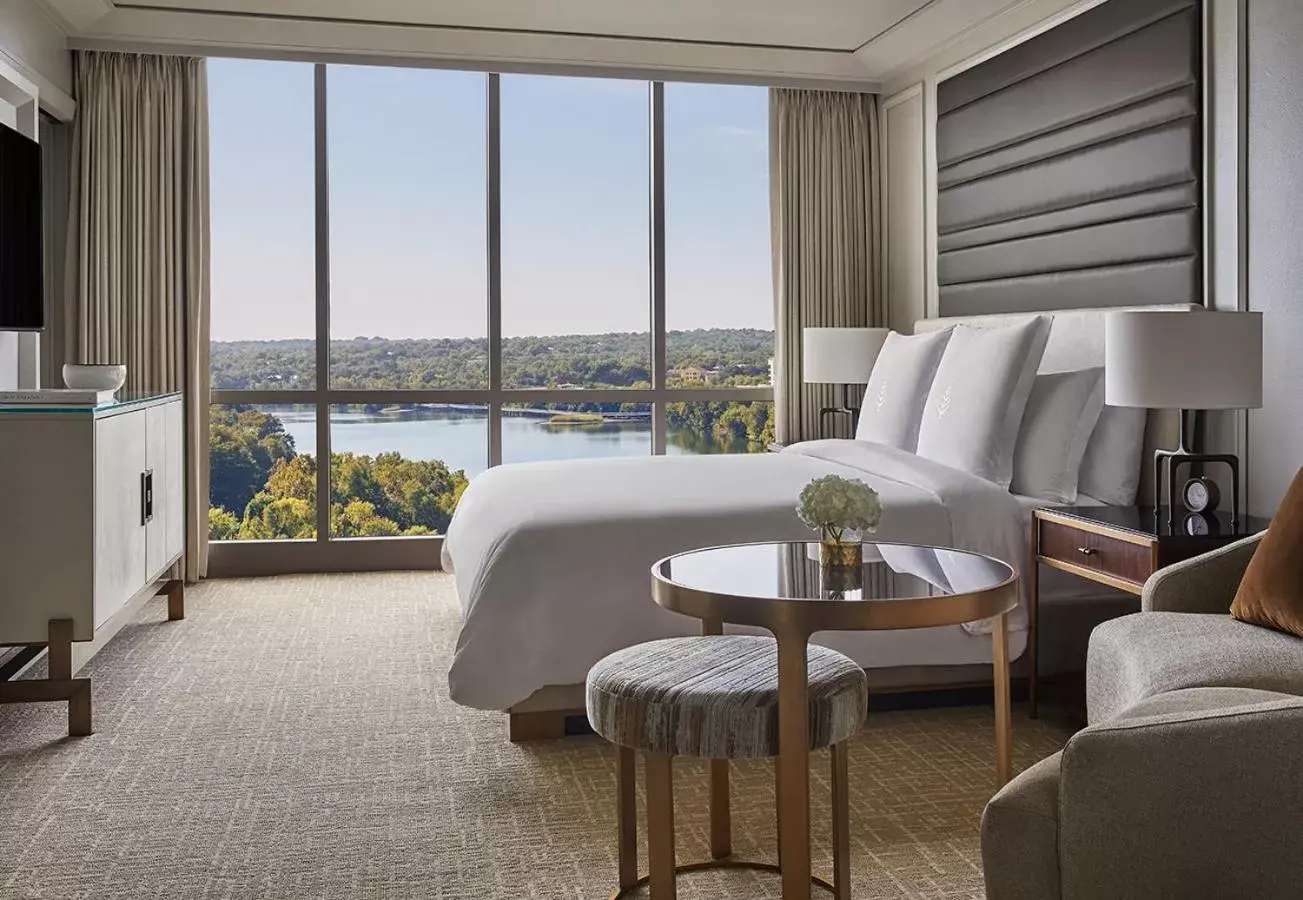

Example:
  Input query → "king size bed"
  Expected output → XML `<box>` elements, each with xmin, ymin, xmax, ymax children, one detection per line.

<box><xmin>443</xmin><ymin>306</ymin><xmax>1194</xmax><ymax>738</ymax></box>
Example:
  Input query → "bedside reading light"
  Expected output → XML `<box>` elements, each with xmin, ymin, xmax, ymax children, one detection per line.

<box><xmin>802</xmin><ymin>327</ymin><xmax>890</xmax><ymax>439</ymax></box>
<box><xmin>1104</xmin><ymin>310</ymin><xmax>1263</xmax><ymax>527</ymax></box>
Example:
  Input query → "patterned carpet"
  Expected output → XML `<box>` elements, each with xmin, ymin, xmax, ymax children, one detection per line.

<box><xmin>0</xmin><ymin>573</ymin><xmax>1075</xmax><ymax>899</ymax></box>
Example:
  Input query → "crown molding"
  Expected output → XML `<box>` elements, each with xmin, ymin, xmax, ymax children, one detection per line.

<box><xmin>68</xmin><ymin>6</ymin><xmax>884</xmax><ymax>89</ymax></box>
<box><xmin>0</xmin><ymin>34</ymin><xmax>75</xmax><ymax>119</ymax></box>
<box><xmin>41</xmin><ymin>0</ymin><xmax>114</xmax><ymax>32</ymax></box>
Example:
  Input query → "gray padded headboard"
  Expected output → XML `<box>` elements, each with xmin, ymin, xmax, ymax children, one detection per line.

<box><xmin>935</xmin><ymin>0</ymin><xmax>1202</xmax><ymax>317</ymax></box>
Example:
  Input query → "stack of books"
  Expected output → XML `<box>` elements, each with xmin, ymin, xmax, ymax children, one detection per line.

<box><xmin>0</xmin><ymin>389</ymin><xmax>120</xmax><ymax>407</ymax></box>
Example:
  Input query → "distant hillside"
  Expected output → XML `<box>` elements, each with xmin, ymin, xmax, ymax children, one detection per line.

<box><xmin>211</xmin><ymin>328</ymin><xmax>775</xmax><ymax>391</ymax></box>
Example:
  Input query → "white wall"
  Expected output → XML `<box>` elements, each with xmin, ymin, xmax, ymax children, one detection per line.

<box><xmin>0</xmin><ymin>0</ymin><xmax>72</xmax><ymax>101</ymax></box>
<box><xmin>1246</xmin><ymin>0</ymin><xmax>1303</xmax><ymax>514</ymax></box>
<box><xmin>882</xmin><ymin>86</ymin><xmax>925</xmax><ymax>332</ymax></box>
<box><xmin>0</xmin><ymin>97</ymin><xmax>17</xmax><ymax>387</ymax></box>
<box><xmin>1204</xmin><ymin>0</ymin><xmax>1247</xmax><ymax>502</ymax></box>
<box><xmin>0</xmin><ymin>0</ymin><xmax>70</xmax><ymax>388</ymax></box>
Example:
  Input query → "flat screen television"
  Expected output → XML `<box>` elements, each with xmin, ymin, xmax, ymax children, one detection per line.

<box><xmin>0</xmin><ymin>121</ymin><xmax>43</xmax><ymax>332</ymax></box>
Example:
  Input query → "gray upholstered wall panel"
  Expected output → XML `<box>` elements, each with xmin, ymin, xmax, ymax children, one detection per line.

<box><xmin>937</xmin><ymin>0</ymin><xmax>1196</xmax><ymax>115</ymax></box>
<box><xmin>937</xmin><ymin>182</ymin><xmax>1198</xmax><ymax>254</ymax></box>
<box><xmin>939</xmin><ymin>120</ymin><xmax>1197</xmax><ymax>233</ymax></box>
<box><xmin>936</xmin><ymin>0</ymin><xmax>1201</xmax><ymax>317</ymax></box>
<box><xmin>938</xmin><ymin>87</ymin><xmax>1198</xmax><ymax>190</ymax></box>
<box><xmin>939</xmin><ymin>209</ymin><xmax>1198</xmax><ymax>286</ymax></box>
<box><xmin>939</xmin><ymin>258</ymin><xmax>1199</xmax><ymax>318</ymax></box>
<box><xmin>937</xmin><ymin>9</ymin><xmax>1198</xmax><ymax>168</ymax></box>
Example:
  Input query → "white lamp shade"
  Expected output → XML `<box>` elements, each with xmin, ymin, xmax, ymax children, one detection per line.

<box><xmin>802</xmin><ymin>327</ymin><xmax>890</xmax><ymax>384</ymax></box>
<box><xmin>1105</xmin><ymin>311</ymin><xmax>1263</xmax><ymax>410</ymax></box>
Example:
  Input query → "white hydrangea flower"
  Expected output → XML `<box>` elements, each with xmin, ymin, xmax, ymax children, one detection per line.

<box><xmin>796</xmin><ymin>475</ymin><xmax>883</xmax><ymax>543</ymax></box>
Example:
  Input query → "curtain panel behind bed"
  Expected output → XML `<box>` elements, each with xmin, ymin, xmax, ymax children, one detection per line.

<box><xmin>770</xmin><ymin>89</ymin><xmax>882</xmax><ymax>444</ymax></box>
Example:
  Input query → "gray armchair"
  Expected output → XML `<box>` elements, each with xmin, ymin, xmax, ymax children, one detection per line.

<box><xmin>982</xmin><ymin>532</ymin><xmax>1303</xmax><ymax>900</ymax></box>
<box><xmin>1087</xmin><ymin>532</ymin><xmax>1303</xmax><ymax>724</ymax></box>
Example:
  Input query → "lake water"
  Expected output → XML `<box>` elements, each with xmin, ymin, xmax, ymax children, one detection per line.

<box><xmin>274</xmin><ymin>408</ymin><xmax>701</xmax><ymax>477</ymax></box>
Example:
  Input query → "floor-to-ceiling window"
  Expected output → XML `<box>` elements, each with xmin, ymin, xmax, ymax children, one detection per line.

<box><xmin>208</xmin><ymin>60</ymin><xmax>774</xmax><ymax>564</ymax></box>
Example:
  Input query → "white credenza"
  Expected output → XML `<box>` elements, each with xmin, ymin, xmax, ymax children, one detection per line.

<box><xmin>0</xmin><ymin>392</ymin><xmax>186</xmax><ymax>734</ymax></box>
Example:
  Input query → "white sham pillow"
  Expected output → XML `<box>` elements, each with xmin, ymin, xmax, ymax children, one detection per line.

<box><xmin>855</xmin><ymin>328</ymin><xmax>953</xmax><ymax>451</ymax></box>
<box><xmin>1078</xmin><ymin>406</ymin><xmax>1148</xmax><ymax>506</ymax></box>
<box><xmin>915</xmin><ymin>316</ymin><xmax>1052</xmax><ymax>487</ymax></box>
<box><xmin>1011</xmin><ymin>368</ymin><xmax>1106</xmax><ymax>503</ymax></box>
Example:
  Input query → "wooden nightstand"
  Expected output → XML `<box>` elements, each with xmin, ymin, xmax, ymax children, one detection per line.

<box><xmin>1028</xmin><ymin>505</ymin><xmax>1270</xmax><ymax>717</ymax></box>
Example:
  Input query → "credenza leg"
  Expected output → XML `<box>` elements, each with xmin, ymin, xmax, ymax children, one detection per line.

<box><xmin>48</xmin><ymin>619</ymin><xmax>92</xmax><ymax>736</ymax></box>
<box><xmin>47</xmin><ymin>618</ymin><xmax>74</xmax><ymax>681</ymax></box>
<box><xmin>0</xmin><ymin>619</ymin><xmax>93</xmax><ymax>737</ymax></box>
<box><xmin>163</xmin><ymin>579</ymin><xmax>185</xmax><ymax>621</ymax></box>
<box><xmin>68</xmin><ymin>679</ymin><xmax>92</xmax><ymax>736</ymax></box>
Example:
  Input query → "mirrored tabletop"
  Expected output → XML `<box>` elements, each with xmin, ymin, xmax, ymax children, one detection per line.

<box><xmin>656</xmin><ymin>541</ymin><xmax>1014</xmax><ymax>604</ymax></box>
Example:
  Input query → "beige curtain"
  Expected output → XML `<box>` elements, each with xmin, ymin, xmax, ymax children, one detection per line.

<box><xmin>770</xmin><ymin>89</ymin><xmax>882</xmax><ymax>444</ymax></box>
<box><xmin>69</xmin><ymin>51</ymin><xmax>212</xmax><ymax>581</ymax></box>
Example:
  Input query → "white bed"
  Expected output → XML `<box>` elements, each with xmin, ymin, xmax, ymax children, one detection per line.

<box><xmin>442</xmin><ymin>306</ymin><xmax>1192</xmax><ymax>723</ymax></box>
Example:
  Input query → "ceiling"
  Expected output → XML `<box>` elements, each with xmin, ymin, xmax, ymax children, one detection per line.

<box><xmin>43</xmin><ymin>0</ymin><xmax>1042</xmax><ymax>89</ymax></box>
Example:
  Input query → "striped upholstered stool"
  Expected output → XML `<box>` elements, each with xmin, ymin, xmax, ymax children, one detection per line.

<box><xmin>586</xmin><ymin>635</ymin><xmax>868</xmax><ymax>899</ymax></box>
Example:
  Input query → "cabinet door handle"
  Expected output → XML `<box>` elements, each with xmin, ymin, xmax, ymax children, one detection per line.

<box><xmin>1077</xmin><ymin>546</ymin><xmax>1097</xmax><ymax>556</ymax></box>
<box><xmin>141</xmin><ymin>470</ymin><xmax>154</xmax><ymax>525</ymax></box>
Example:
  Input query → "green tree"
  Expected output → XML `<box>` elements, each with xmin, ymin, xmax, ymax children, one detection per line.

<box><xmin>208</xmin><ymin>506</ymin><xmax>240</xmax><ymax>541</ymax></box>
<box><xmin>238</xmin><ymin>494</ymin><xmax>316</xmax><ymax>540</ymax></box>
<box><xmin>209</xmin><ymin>406</ymin><xmax>297</xmax><ymax>515</ymax></box>
<box><xmin>332</xmin><ymin>499</ymin><xmax>402</xmax><ymax>537</ymax></box>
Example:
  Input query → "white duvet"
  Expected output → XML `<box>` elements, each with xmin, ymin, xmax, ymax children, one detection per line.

<box><xmin>444</xmin><ymin>439</ymin><xmax>1027</xmax><ymax>711</ymax></box>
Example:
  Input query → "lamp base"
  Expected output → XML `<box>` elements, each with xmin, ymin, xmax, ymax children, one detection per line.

<box><xmin>1154</xmin><ymin>411</ymin><xmax>1241</xmax><ymax>529</ymax></box>
<box><xmin>817</xmin><ymin>384</ymin><xmax>860</xmax><ymax>439</ymax></box>
<box><xmin>817</xmin><ymin>405</ymin><xmax>858</xmax><ymax>439</ymax></box>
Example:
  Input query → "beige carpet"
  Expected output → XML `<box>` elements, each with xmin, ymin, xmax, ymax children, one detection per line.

<box><xmin>0</xmin><ymin>573</ymin><xmax>1074</xmax><ymax>899</ymax></box>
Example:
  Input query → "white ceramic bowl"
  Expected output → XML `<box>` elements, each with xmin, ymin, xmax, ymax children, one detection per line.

<box><xmin>63</xmin><ymin>363</ymin><xmax>127</xmax><ymax>392</ymax></box>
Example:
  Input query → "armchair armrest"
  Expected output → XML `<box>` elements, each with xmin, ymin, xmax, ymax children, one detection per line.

<box><xmin>1058</xmin><ymin>691</ymin><xmax>1303</xmax><ymax>898</ymax></box>
<box><xmin>1141</xmin><ymin>531</ymin><xmax>1265</xmax><ymax>614</ymax></box>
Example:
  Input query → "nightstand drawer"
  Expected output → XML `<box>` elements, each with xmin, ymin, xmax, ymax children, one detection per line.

<box><xmin>1038</xmin><ymin>519</ymin><xmax>1153</xmax><ymax>587</ymax></box>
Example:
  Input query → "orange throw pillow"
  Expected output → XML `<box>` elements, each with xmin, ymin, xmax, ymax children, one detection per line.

<box><xmin>1231</xmin><ymin>466</ymin><xmax>1303</xmax><ymax>637</ymax></box>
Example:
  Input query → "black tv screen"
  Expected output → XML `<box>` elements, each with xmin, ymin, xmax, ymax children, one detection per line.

<box><xmin>0</xmin><ymin>122</ymin><xmax>42</xmax><ymax>331</ymax></box>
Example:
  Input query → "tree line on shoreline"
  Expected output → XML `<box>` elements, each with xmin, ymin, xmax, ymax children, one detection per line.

<box><xmin>209</xmin><ymin>329</ymin><xmax>776</xmax><ymax>539</ymax></box>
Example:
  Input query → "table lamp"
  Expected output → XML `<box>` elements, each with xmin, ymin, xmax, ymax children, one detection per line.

<box><xmin>1104</xmin><ymin>310</ymin><xmax>1263</xmax><ymax>526</ymax></box>
<box><xmin>802</xmin><ymin>327</ymin><xmax>890</xmax><ymax>438</ymax></box>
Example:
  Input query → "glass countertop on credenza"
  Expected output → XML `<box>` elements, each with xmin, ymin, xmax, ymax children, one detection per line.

<box><xmin>0</xmin><ymin>391</ymin><xmax>182</xmax><ymax>416</ymax></box>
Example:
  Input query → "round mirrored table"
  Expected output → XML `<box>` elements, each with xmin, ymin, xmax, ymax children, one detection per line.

<box><xmin>651</xmin><ymin>540</ymin><xmax>1019</xmax><ymax>900</ymax></box>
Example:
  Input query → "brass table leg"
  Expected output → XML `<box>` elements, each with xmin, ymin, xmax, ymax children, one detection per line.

<box><xmin>776</xmin><ymin>629</ymin><xmax>812</xmax><ymax>900</ymax></box>
<box><xmin>617</xmin><ymin>746</ymin><xmax>638</xmax><ymax>890</ymax></box>
<box><xmin>1028</xmin><ymin>520</ymin><xmax>1040</xmax><ymax>719</ymax></box>
<box><xmin>830</xmin><ymin>742</ymin><xmax>850</xmax><ymax>899</ymax></box>
<box><xmin>646</xmin><ymin>752</ymin><xmax>677</xmax><ymax>900</ymax></box>
<box><xmin>992</xmin><ymin>612</ymin><xmax>1013</xmax><ymax>787</ymax></box>
<box><xmin>710</xmin><ymin>759</ymin><xmax>732</xmax><ymax>860</ymax></box>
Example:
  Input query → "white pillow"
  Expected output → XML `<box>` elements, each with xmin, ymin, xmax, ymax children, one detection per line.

<box><xmin>1078</xmin><ymin>406</ymin><xmax>1148</xmax><ymax>505</ymax></box>
<box><xmin>855</xmin><ymin>328</ymin><xmax>953</xmax><ymax>451</ymax></box>
<box><xmin>1011</xmin><ymin>368</ymin><xmax>1106</xmax><ymax>503</ymax></box>
<box><xmin>915</xmin><ymin>316</ymin><xmax>1052</xmax><ymax>487</ymax></box>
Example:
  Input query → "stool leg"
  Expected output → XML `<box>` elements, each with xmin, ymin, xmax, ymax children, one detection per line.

<box><xmin>645</xmin><ymin>752</ymin><xmax>677</xmax><ymax>900</ymax></box>
<box><xmin>710</xmin><ymin>758</ymin><xmax>732</xmax><ymax>859</ymax></box>
<box><xmin>831</xmin><ymin>743</ymin><xmax>851</xmax><ymax>899</ymax></box>
<box><xmin>617</xmin><ymin>746</ymin><xmax>638</xmax><ymax>889</ymax></box>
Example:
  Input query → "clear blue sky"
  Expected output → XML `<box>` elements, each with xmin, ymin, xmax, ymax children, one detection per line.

<box><xmin>208</xmin><ymin>58</ymin><xmax>773</xmax><ymax>343</ymax></box>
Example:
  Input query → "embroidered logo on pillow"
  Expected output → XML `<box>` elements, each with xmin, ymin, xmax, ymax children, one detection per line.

<box><xmin>875</xmin><ymin>381</ymin><xmax>888</xmax><ymax>411</ymax></box>
<box><xmin>937</xmin><ymin>385</ymin><xmax>953</xmax><ymax>419</ymax></box>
